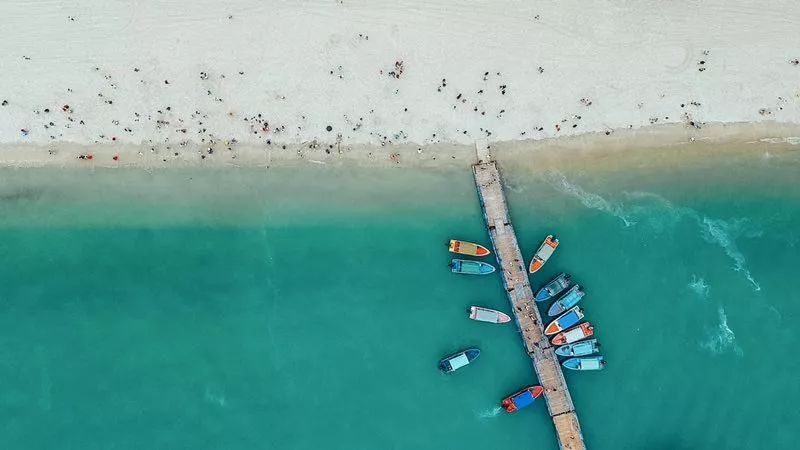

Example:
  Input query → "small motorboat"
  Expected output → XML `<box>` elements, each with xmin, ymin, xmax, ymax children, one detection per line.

<box><xmin>544</xmin><ymin>306</ymin><xmax>584</xmax><ymax>335</ymax></box>
<box><xmin>551</xmin><ymin>322</ymin><xmax>594</xmax><ymax>346</ymax></box>
<box><xmin>448</xmin><ymin>239</ymin><xmax>491</xmax><ymax>257</ymax></box>
<box><xmin>439</xmin><ymin>348</ymin><xmax>481</xmax><ymax>373</ymax></box>
<box><xmin>562</xmin><ymin>356</ymin><xmax>606</xmax><ymax>371</ymax></box>
<box><xmin>529</xmin><ymin>235</ymin><xmax>559</xmax><ymax>273</ymax></box>
<box><xmin>468</xmin><ymin>306</ymin><xmax>511</xmax><ymax>324</ymax></box>
<box><xmin>547</xmin><ymin>285</ymin><xmax>585</xmax><ymax>317</ymax></box>
<box><xmin>534</xmin><ymin>272</ymin><xmax>572</xmax><ymax>302</ymax></box>
<box><xmin>450</xmin><ymin>259</ymin><xmax>496</xmax><ymax>275</ymax></box>
<box><xmin>501</xmin><ymin>386</ymin><xmax>545</xmax><ymax>413</ymax></box>
<box><xmin>555</xmin><ymin>339</ymin><xmax>600</xmax><ymax>358</ymax></box>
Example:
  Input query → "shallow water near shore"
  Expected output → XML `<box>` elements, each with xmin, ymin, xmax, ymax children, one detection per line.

<box><xmin>1</xmin><ymin>144</ymin><xmax>799</xmax><ymax>449</ymax></box>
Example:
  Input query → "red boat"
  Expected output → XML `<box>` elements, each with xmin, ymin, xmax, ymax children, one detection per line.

<box><xmin>501</xmin><ymin>386</ymin><xmax>545</xmax><ymax>413</ymax></box>
<box><xmin>551</xmin><ymin>322</ymin><xmax>594</xmax><ymax>346</ymax></box>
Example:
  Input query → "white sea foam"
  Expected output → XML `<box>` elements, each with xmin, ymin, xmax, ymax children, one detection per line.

<box><xmin>623</xmin><ymin>191</ymin><xmax>692</xmax><ymax>231</ymax></box>
<box><xmin>624</xmin><ymin>191</ymin><xmax>762</xmax><ymax>292</ymax></box>
<box><xmin>545</xmin><ymin>172</ymin><xmax>636</xmax><ymax>227</ymax></box>
<box><xmin>502</xmin><ymin>179</ymin><xmax>525</xmax><ymax>194</ymax></box>
<box><xmin>699</xmin><ymin>217</ymin><xmax>761</xmax><ymax>292</ymax></box>
<box><xmin>768</xmin><ymin>305</ymin><xmax>783</xmax><ymax>321</ymax></box>
<box><xmin>548</xmin><ymin>182</ymin><xmax>762</xmax><ymax>292</ymax></box>
<box><xmin>204</xmin><ymin>387</ymin><xmax>228</xmax><ymax>407</ymax></box>
<box><xmin>688</xmin><ymin>275</ymin><xmax>710</xmax><ymax>300</ymax></box>
<box><xmin>476</xmin><ymin>406</ymin><xmax>503</xmax><ymax>419</ymax></box>
<box><xmin>759</xmin><ymin>137</ymin><xmax>800</xmax><ymax>146</ymax></box>
<box><xmin>701</xmin><ymin>307</ymin><xmax>743</xmax><ymax>356</ymax></box>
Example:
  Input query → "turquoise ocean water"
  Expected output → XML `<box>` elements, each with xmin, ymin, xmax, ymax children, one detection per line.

<box><xmin>1</xmin><ymin>147</ymin><xmax>798</xmax><ymax>449</ymax></box>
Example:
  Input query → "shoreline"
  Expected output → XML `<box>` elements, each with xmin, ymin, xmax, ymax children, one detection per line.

<box><xmin>2</xmin><ymin>120</ymin><xmax>799</xmax><ymax>229</ymax></box>
<box><xmin>1</xmin><ymin>121</ymin><xmax>798</xmax><ymax>171</ymax></box>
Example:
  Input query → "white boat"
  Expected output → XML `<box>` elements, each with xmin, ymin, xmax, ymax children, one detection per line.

<box><xmin>439</xmin><ymin>348</ymin><xmax>481</xmax><ymax>373</ymax></box>
<box><xmin>468</xmin><ymin>306</ymin><xmax>511</xmax><ymax>324</ymax></box>
<box><xmin>529</xmin><ymin>235</ymin><xmax>559</xmax><ymax>273</ymax></box>
<box><xmin>551</xmin><ymin>322</ymin><xmax>594</xmax><ymax>346</ymax></box>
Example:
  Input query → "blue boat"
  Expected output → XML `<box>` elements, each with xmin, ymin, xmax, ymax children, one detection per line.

<box><xmin>450</xmin><ymin>259</ymin><xmax>495</xmax><ymax>275</ymax></box>
<box><xmin>544</xmin><ymin>306</ymin><xmax>584</xmax><ymax>335</ymax></box>
<box><xmin>501</xmin><ymin>386</ymin><xmax>544</xmax><ymax>413</ymax></box>
<box><xmin>547</xmin><ymin>285</ymin><xmax>585</xmax><ymax>317</ymax></box>
<box><xmin>439</xmin><ymin>348</ymin><xmax>481</xmax><ymax>373</ymax></box>
<box><xmin>562</xmin><ymin>356</ymin><xmax>606</xmax><ymax>371</ymax></box>
<box><xmin>555</xmin><ymin>339</ymin><xmax>600</xmax><ymax>357</ymax></box>
<box><xmin>534</xmin><ymin>272</ymin><xmax>572</xmax><ymax>302</ymax></box>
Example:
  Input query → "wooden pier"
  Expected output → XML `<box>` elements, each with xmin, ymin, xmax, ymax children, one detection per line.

<box><xmin>472</xmin><ymin>143</ymin><xmax>585</xmax><ymax>450</ymax></box>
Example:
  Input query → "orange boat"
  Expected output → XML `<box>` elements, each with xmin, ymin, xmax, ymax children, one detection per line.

<box><xmin>529</xmin><ymin>235</ymin><xmax>559</xmax><ymax>273</ymax></box>
<box><xmin>448</xmin><ymin>239</ymin><xmax>491</xmax><ymax>257</ymax></box>
<box><xmin>544</xmin><ymin>306</ymin><xmax>584</xmax><ymax>335</ymax></box>
<box><xmin>502</xmin><ymin>386</ymin><xmax>545</xmax><ymax>413</ymax></box>
<box><xmin>551</xmin><ymin>322</ymin><xmax>594</xmax><ymax>346</ymax></box>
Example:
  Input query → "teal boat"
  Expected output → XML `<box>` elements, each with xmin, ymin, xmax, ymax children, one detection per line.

<box><xmin>555</xmin><ymin>339</ymin><xmax>600</xmax><ymax>357</ymax></box>
<box><xmin>450</xmin><ymin>259</ymin><xmax>495</xmax><ymax>275</ymax></box>
<box><xmin>562</xmin><ymin>356</ymin><xmax>606</xmax><ymax>371</ymax></box>
<box><xmin>534</xmin><ymin>272</ymin><xmax>572</xmax><ymax>302</ymax></box>
<box><xmin>547</xmin><ymin>285</ymin><xmax>585</xmax><ymax>317</ymax></box>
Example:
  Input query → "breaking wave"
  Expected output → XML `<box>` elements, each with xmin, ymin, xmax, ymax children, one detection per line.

<box><xmin>688</xmin><ymin>275</ymin><xmax>710</xmax><ymax>300</ymax></box>
<box><xmin>545</xmin><ymin>172</ymin><xmax>636</xmax><ymax>227</ymax></box>
<box><xmin>701</xmin><ymin>307</ymin><xmax>743</xmax><ymax>356</ymax></box>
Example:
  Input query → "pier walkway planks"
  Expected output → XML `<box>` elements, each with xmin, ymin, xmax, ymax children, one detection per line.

<box><xmin>473</xmin><ymin>156</ymin><xmax>586</xmax><ymax>450</ymax></box>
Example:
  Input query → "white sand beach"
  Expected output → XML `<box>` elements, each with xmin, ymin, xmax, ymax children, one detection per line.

<box><xmin>1</xmin><ymin>0</ymin><xmax>799</xmax><ymax>165</ymax></box>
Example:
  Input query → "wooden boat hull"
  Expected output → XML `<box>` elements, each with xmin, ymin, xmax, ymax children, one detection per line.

<box><xmin>555</xmin><ymin>339</ymin><xmax>599</xmax><ymax>357</ymax></box>
<box><xmin>562</xmin><ymin>356</ymin><xmax>606</xmax><ymax>371</ymax></box>
<box><xmin>534</xmin><ymin>272</ymin><xmax>572</xmax><ymax>302</ymax></box>
<box><xmin>449</xmin><ymin>239</ymin><xmax>491</xmax><ymax>257</ymax></box>
<box><xmin>501</xmin><ymin>385</ymin><xmax>544</xmax><ymax>413</ymax></box>
<box><xmin>547</xmin><ymin>285</ymin><xmax>585</xmax><ymax>317</ymax></box>
<box><xmin>469</xmin><ymin>306</ymin><xmax>511</xmax><ymax>324</ymax></box>
<box><xmin>439</xmin><ymin>348</ymin><xmax>481</xmax><ymax>373</ymax></box>
<box><xmin>450</xmin><ymin>259</ymin><xmax>496</xmax><ymax>275</ymax></box>
<box><xmin>529</xmin><ymin>235</ymin><xmax>559</xmax><ymax>273</ymax></box>
<box><xmin>544</xmin><ymin>306</ymin><xmax>584</xmax><ymax>335</ymax></box>
<box><xmin>551</xmin><ymin>322</ymin><xmax>594</xmax><ymax>346</ymax></box>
